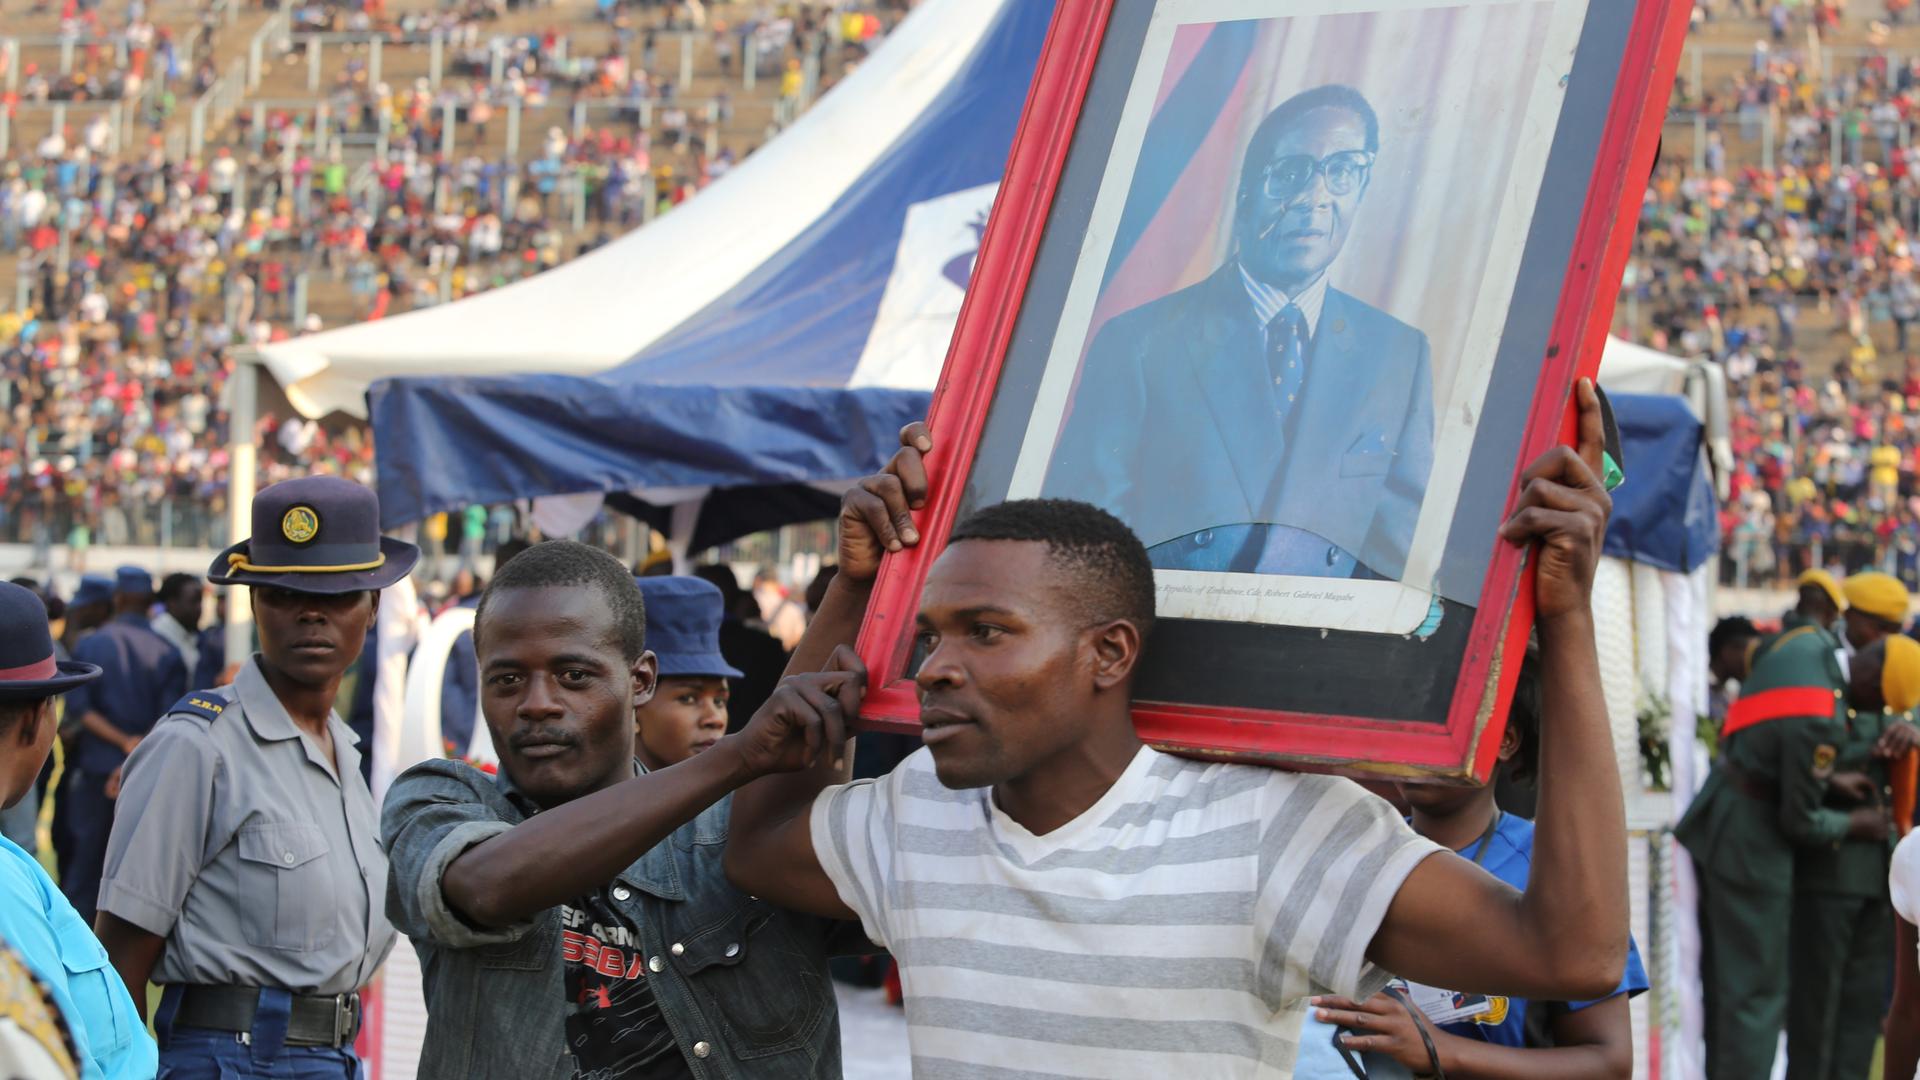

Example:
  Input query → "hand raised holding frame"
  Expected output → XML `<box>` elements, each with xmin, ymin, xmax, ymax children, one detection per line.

<box><xmin>853</xmin><ymin>0</ymin><xmax>1690</xmax><ymax>781</ymax></box>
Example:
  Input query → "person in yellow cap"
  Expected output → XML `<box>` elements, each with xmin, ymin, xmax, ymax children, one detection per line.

<box><xmin>1785</xmin><ymin>633</ymin><xmax>1920</xmax><ymax>1080</ymax></box>
<box><xmin>1794</xmin><ymin>568</ymin><xmax>1846</xmax><ymax>631</ymax></box>
<box><xmin>1840</xmin><ymin>571</ymin><xmax>1910</xmax><ymax>663</ymax></box>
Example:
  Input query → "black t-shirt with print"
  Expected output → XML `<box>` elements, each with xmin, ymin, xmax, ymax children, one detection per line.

<box><xmin>561</xmin><ymin>890</ymin><xmax>693</xmax><ymax>1080</ymax></box>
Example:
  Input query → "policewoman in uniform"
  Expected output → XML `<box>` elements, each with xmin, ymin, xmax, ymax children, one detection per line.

<box><xmin>0</xmin><ymin>581</ymin><xmax>155</xmax><ymax>1079</ymax></box>
<box><xmin>61</xmin><ymin>566</ymin><xmax>187</xmax><ymax>925</ymax></box>
<box><xmin>1787</xmin><ymin>634</ymin><xmax>1920</xmax><ymax>1080</ymax></box>
<box><xmin>91</xmin><ymin>477</ymin><xmax>417</xmax><ymax>1078</ymax></box>
<box><xmin>1676</xmin><ymin>606</ymin><xmax>1869</xmax><ymax>1079</ymax></box>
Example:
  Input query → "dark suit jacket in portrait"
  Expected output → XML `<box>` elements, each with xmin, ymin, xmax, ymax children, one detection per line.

<box><xmin>1043</xmin><ymin>264</ymin><xmax>1434</xmax><ymax>581</ymax></box>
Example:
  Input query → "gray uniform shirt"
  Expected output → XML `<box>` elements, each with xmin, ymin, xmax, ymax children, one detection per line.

<box><xmin>96</xmin><ymin>657</ymin><xmax>396</xmax><ymax>995</ymax></box>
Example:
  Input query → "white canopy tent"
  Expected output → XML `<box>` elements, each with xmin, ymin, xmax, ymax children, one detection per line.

<box><xmin>247</xmin><ymin>0</ymin><xmax>1016</xmax><ymax>420</ymax></box>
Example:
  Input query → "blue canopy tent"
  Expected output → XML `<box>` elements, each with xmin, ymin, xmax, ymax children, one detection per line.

<box><xmin>352</xmin><ymin>0</ymin><xmax>1053</xmax><ymax>554</ymax></box>
<box><xmin>1602</xmin><ymin>392</ymin><xmax>1718</xmax><ymax>575</ymax></box>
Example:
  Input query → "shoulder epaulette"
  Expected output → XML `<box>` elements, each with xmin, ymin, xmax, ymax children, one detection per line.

<box><xmin>167</xmin><ymin>692</ymin><xmax>229</xmax><ymax>725</ymax></box>
<box><xmin>1755</xmin><ymin>623</ymin><xmax>1828</xmax><ymax>663</ymax></box>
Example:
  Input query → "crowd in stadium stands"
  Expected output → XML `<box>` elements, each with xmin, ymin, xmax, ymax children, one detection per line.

<box><xmin>0</xmin><ymin>0</ymin><xmax>908</xmax><ymax>568</ymax></box>
<box><xmin>1620</xmin><ymin>2</ymin><xmax>1920</xmax><ymax>589</ymax></box>
<box><xmin>1690</xmin><ymin>0</ymin><xmax>1904</xmax><ymax>36</ymax></box>
<box><xmin>2</xmin><ymin>0</ymin><xmax>214</xmax><ymax>106</ymax></box>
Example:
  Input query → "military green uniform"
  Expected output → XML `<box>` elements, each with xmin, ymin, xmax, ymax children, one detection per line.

<box><xmin>1785</xmin><ymin>703</ymin><xmax>1900</xmax><ymax>1080</ymax></box>
<box><xmin>1676</xmin><ymin>620</ymin><xmax>1853</xmax><ymax>1080</ymax></box>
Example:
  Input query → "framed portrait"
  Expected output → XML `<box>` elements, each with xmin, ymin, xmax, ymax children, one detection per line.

<box><xmin>855</xmin><ymin>0</ymin><xmax>1688</xmax><ymax>780</ymax></box>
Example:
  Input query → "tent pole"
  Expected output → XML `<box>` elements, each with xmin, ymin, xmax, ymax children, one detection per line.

<box><xmin>668</xmin><ymin>500</ymin><xmax>700</xmax><ymax>575</ymax></box>
<box><xmin>225</xmin><ymin>351</ymin><xmax>260</xmax><ymax>668</ymax></box>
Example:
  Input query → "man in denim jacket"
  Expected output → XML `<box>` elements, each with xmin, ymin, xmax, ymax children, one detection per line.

<box><xmin>379</xmin><ymin>528</ymin><xmax>906</xmax><ymax>1079</ymax></box>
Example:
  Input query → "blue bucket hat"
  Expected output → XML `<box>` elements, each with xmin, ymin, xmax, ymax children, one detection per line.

<box><xmin>0</xmin><ymin>581</ymin><xmax>100</xmax><ymax>698</ymax></box>
<box><xmin>635</xmin><ymin>577</ymin><xmax>745</xmax><ymax>680</ymax></box>
<box><xmin>208</xmin><ymin>476</ymin><xmax>421</xmax><ymax>594</ymax></box>
<box><xmin>69</xmin><ymin>575</ymin><xmax>113</xmax><ymax>608</ymax></box>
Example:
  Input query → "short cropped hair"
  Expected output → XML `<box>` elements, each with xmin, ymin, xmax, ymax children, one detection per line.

<box><xmin>1709</xmin><ymin>616</ymin><xmax>1760</xmax><ymax>658</ymax></box>
<box><xmin>476</xmin><ymin>540</ymin><xmax>647</xmax><ymax>661</ymax></box>
<box><xmin>494</xmin><ymin>537</ymin><xmax>532</xmax><ymax>570</ymax></box>
<box><xmin>948</xmin><ymin>499</ymin><xmax>1155</xmax><ymax>639</ymax></box>
<box><xmin>158</xmin><ymin>573</ymin><xmax>200</xmax><ymax>604</ymax></box>
<box><xmin>1504</xmin><ymin>642</ymin><xmax>1543</xmax><ymax>786</ymax></box>
<box><xmin>0</xmin><ymin>698</ymin><xmax>47</xmax><ymax>734</ymax></box>
<box><xmin>1238</xmin><ymin>84</ymin><xmax>1382</xmax><ymax>202</ymax></box>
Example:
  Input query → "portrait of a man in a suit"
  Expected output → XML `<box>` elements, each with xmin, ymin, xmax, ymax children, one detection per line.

<box><xmin>1045</xmin><ymin>83</ymin><xmax>1435</xmax><ymax>581</ymax></box>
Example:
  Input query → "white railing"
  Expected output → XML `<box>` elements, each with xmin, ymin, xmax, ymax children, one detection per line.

<box><xmin>285</xmin><ymin>29</ymin><xmax>458</xmax><ymax>94</ymax></box>
<box><xmin>170</xmin><ymin>58</ymin><xmax>245</xmax><ymax>161</ymax></box>
<box><xmin>247</xmin><ymin>7</ymin><xmax>294</xmax><ymax>93</ymax></box>
<box><xmin>0</xmin><ymin>99</ymin><xmax>128</xmax><ymax>157</ymax></box>
<box><xmin>208</xmin><ymin>93</ymin><xmax>736</xmax><ymax>163</ymax></box>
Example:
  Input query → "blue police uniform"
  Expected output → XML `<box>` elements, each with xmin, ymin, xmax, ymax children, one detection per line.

<box><xmin>191</xmin><ymin>625</ymin><xmax>226</xmax><ymax>690</ymax></box>
<box><xmin>345</xmin><ymin>625</ymin><xmax>378</xmax><ymax>786</ymax></box>
<box><xmin>1293</xmin><ymin>813</ymin><xmax>1649</xmax><ymax>1076</ymax></box>
<box><xmin>52</xmin><ymin>576</ymin><xmax>115</xmax><ymax>877</ymax></box>
<box><xmin>437</xmin><ymin>596</ymin><xmax>483</xmax><ymax>758</ymax></box>
<box><xmin>61</xmin><ymin>585</ymin><xmax>186</xmax><ymax>924</ymax></box>
<box><xmin>96</xmin><ymin>476</ymin><xmax>418</xmax><ymax>1080</ymax></box>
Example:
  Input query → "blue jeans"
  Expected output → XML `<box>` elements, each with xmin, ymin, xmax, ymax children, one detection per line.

<box><xmin>158</xmin><ymin>1029</ymin><xmax>358</xmax><ymax>1080</ymax></box>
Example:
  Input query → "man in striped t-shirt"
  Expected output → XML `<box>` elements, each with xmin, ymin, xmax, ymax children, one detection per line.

<box><xmin>813</xmin><ymin>731</ymin><xmax>1437</xmax><ymax>1076</ymax></box>
<box><xmin>725</xmin><ymin>381</ymin><xmax>1628</xmax><ymax>1077</ymax></box>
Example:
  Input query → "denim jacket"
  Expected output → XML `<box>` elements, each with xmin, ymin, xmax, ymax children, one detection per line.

<box><xmin>380</xmin><ymin>759</ymin><xmax>861</xmax><ymax>1080</ymax></box>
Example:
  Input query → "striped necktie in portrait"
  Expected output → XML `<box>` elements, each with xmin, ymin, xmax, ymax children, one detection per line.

<box><xmin>1266</xmin><ymin>303</ymin><xmax>1308</xmax><ymax>437</ymax></box>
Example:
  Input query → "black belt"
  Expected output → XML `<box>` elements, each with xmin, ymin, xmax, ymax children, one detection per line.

<box><xmin>174</xmin><ymin>986</ymin><xmax>361</xmax><ymax>1048</ymax></box>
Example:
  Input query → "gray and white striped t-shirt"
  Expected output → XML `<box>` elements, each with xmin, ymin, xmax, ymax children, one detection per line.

<box><xmin>810</xmin><ymin>745</ymin><xmax>1443</xmax><ymax>1079</ymax></box>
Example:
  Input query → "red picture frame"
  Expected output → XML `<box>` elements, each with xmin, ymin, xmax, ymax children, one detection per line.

<box><xmin>854</xmin><ymin>0</ymin><xmax>1690</xmax><ymax>781</ymax></box>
